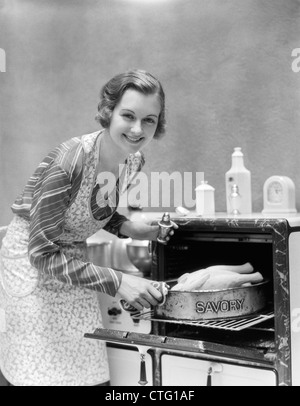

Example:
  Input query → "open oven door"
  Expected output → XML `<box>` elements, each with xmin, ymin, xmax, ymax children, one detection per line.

<box><xmin>84</xmin><ymin>326</ymin><xmax>273</xmax><ymax>357</ymax></box>
<box><xmin>84</xmin><ymin>324</ymin><xmax>275</xmax><ymax>386</ymax></box>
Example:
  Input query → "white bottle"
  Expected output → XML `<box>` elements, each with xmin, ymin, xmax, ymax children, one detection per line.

<box><xmin>225</xmin><ymin>147</ymin><xmax>252</xmax><ymax>214</ymax></box>
<box><xmin>195</xmin><ymin>181</ymin><xmax>215</xmax><ymax>216</ymax></box>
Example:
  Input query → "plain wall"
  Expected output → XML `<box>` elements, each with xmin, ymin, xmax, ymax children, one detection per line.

<box><xmin>1</xmin><ymin>0</ymin><xmax>300</xmax><ymax>225</ymax></box>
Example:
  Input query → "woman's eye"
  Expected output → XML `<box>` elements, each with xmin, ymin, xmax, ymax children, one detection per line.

<box><xmin>123</xmin><ymin>114</ymin><xmax>134</xmax><ymax>120</ymax></box>
<box><xmin>144</xmin><ymin>118</ymin><xmax>156</xmax><ymax>125</ymax></box>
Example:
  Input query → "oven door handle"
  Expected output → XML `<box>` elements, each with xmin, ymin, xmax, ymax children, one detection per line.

<box><xmin>207</xmin><ymin>366</ymin><xmax>212</xmax><ymax>386</ymax></box>
<box><xmin>137</xmin><ymin>345</ymin><xmax>151</xmax><ymax>386</ymax></box>
<box><xmin>206</xmin><ymin>363</ymin><xmax>223</xmax><ymax>386</ymax></box>
<box><xmin>84</xmin><ymin>328</ymin><xmax>271</xmax><ymax>362</ymax></box>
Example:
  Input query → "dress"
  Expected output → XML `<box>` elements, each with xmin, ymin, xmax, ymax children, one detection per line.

<box><xmin>0</xmin><ymin>131</ymin><xmax>143</xmax><ymax>386</ymax></box>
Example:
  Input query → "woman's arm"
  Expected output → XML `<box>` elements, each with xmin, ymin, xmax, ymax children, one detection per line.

<box><xmin>119</xmin><ymin>219</ymin><xmax>178</xmax><ymax>241</ymax></box>
<box><xmin>116</xmin><ymin>220</ymin><xmax>178</xmax><ymax>309</ymax></box>
<box><xmin>119</xmin><ymin>220</ymin><xmax>159</xmax><ymax>240</ymax></box>
<box><xmin>28</xmin><ymin>162</ymin><xmax>123</xmax><ymax>296</ymax></box>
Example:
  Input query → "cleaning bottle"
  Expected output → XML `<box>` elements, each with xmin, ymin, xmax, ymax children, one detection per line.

<box><xmin>225</xmin><ymin>147</ymin><xmax>252</xmax><ymax>214</ymax></box>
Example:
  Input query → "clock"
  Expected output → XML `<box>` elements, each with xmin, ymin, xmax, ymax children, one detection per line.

<box><xmin>262</xmin><ymin>176</ymin><xmax>297</xmax><ymax>214</ymax></box>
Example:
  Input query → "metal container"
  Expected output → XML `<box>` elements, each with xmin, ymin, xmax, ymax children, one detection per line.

<box><xmin>87</xmin><ymin>241</ymin><xmax>112</xmax><ymax>267</ymax></box>
<box><xmin>110</xmin><ymin>238</ymin><xmax>141</xmax><ymax>274</ymax></box>
<box><xmin>126</xmin><ymin>240</ymin><xmax>152</xmax><ymax>276</ymax></box>
<box><xmin>154</xmin><ymin>280</ymin><xmax>269</xmax><ymax>321</ymax></box>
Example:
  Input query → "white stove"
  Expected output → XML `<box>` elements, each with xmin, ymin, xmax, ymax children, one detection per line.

<box><xmin>98</xmin><ymin>292</ymin><xmax>151</xmax><ymax>334</ymax></box>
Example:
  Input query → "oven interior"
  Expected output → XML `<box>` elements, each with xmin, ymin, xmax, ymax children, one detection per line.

<box><xmin>149</xmin><ymin>230</ymin><xmax>275</xmax><ymax>355</ymax></box>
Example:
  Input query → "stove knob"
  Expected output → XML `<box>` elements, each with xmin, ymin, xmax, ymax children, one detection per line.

<box><xmin>107</xmin><ymin>307</ymin><xmax>122</xmax><ymax>316</ymax></box>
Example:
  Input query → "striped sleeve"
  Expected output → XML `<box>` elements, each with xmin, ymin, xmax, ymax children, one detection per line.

<box><xmin>28</xmin><ymin>159</ymin><xmax>122</xmax><ymax>297</ymax></box>
<box><xmin>103</xmin><ymin>211</ymin><xmax>129</xmax><ymax>236</ymax></box>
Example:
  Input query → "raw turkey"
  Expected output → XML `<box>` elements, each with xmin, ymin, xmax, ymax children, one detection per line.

<box><xmin>171</xmin><ymin>262</ymin><xmax>263</xmax><ymax>291</ymax></box>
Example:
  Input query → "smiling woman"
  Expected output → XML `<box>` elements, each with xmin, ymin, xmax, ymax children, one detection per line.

<box><xmin>0</xmin><ymin>69</ymin><xmax>177</xmax><ymax>386</ymax></box>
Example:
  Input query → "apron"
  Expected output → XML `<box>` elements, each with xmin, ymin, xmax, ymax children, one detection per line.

<box><xmin>0</xmin><ymin>132</ymin><xmax>114</xmax><ymax>386</ymax></box>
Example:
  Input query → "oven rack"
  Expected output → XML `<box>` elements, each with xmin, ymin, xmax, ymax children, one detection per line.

<box><xmin>132</xmin><ymin>310</ymin><xmax>274</xmax><ymax>332</ymax></box>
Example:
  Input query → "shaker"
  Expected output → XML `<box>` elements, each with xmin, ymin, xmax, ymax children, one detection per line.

<box><xmin>229</xmin><ymin>184</ymin><xmax>241</xmax><ymax>215</ymax></box>
<box><xmin>195</xmin><ymin>181</ymin><xmax>215</xmax><ymax>216</ymax></box>
<box><xmin>157</xmin><ymin>212</ymin><xmax>173</xmax><ymax>245</ymax></box>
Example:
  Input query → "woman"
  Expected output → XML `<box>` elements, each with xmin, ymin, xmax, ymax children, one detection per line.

<box><xmin>0</xmin><ymin>69</ymin><xmax>175</xmax><ymax>386</ymax></box>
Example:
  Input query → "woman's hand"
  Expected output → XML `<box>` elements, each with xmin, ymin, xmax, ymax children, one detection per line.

<box><xmin>119</xmin><ymin>220</ymin><xmax>178</xmax><ymax>241</ymax></box>
<box><xmin>117</xmin><ymin>273</ymin><xmax>162</xmax><ymax>311</ymax></box>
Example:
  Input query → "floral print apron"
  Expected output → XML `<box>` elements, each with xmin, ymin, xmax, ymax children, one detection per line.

<box><xmin>0</xmin><ymin>132</ymin><xmax>114</xmax><ymax>386</ymax></box>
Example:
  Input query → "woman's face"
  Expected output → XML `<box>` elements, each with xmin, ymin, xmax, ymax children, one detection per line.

<box><xmin>108</xmin><ymin>89</ymin><xmax>161</xmax><ymax>154</ymax></box>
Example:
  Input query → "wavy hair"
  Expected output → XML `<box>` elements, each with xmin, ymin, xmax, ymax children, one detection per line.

<box><xmin>95</xmin><ymin>69</ymin><xmax>166</xmax><ymax>139</ymax></box>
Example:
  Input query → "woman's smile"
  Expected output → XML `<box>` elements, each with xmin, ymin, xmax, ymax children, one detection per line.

<box><xmin>122</xmin><ymin>133</ymin><xmax>144</xmax><ymax>144</ymax></box>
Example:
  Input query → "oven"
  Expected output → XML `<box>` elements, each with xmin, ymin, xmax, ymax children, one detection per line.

<box><xmin>86</xmin><ymin>214</ymin><xmax>300</xmax><ymax>386</ymax></box>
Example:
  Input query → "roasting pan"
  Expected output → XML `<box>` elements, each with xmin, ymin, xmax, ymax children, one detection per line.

<box><xmin>154</xmin><ymin>280</ymin><xmax>269</xmax><ymax>321</ymax></box>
